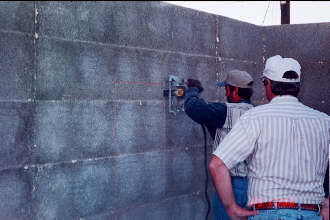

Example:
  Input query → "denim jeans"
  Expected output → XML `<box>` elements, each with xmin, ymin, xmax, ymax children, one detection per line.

<box><xmin>213</xmin><ymin>176</ymin><xmax>248</xmax><ymax>220</ymax></box>
<box><xmin>248</xmin><ymin>208</ymin><xmax>321</xmax><ymax>220</ymax></box>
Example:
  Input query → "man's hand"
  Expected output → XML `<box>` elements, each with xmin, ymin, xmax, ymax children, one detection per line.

<box><xmin>187</xmin><ymin>78</ymin><xmax>204</xmax><ymax>93</ymax></box>
<box><xmin>321</xmin><ymin>197</ymin><xmax>329</xmax><ymax>220</ymax></box>
<box><xmin>227</xmin><ymin>204</ymin><xmax>259</xmax><ymax>220</ymax></box>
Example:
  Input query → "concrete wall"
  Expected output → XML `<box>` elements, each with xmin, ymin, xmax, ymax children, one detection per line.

<box><xmin>0</xmin><ymin>2</ymin><xmax>329</xmax><ymax>219</ymax></box>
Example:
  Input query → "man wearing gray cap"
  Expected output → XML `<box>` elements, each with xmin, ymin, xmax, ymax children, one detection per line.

<box><xmin>184</xmin><ymin>70</ymin><xmax>254</xmax><ymax>220</ymax></box>
<box><xmin>209</xmin><ymin>55</ymin><xmax>330</xmax><ymax>219</ymax></box>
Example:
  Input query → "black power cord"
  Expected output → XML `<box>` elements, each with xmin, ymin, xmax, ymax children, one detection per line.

<box><xmin>201</xmin><ymin>124</ymin><xmax>211</xmax><ymax>220</ymax></box>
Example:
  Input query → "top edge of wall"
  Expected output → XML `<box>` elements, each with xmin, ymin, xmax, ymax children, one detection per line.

<box><xmin>161</xmin><ymin>1</ymin><xmax>261</xmax><ymax>27</ymax></box>
<box><xmin>265</xmin><ymin>21</ymin><xmax>330</xmax><ymax>28</ymax></box>
<box><xmin>162</xmin><ymin>2</ymin><xmax>330</xmax><ymax>28</ymax></box>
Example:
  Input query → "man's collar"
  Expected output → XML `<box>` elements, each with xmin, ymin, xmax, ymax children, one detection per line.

<box><xmin>237</xmin><ymin>99</ymin><xmax>252</xmax><ymax>104</ymax></box>
<box><xmin>270</xmin><ymin>95</ymin><xmax>298</xmax><ymax>103</ymax></box>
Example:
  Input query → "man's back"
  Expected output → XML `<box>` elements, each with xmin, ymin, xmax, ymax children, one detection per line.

<box><xmin>229</xmin><ymin>95</ymin><xmax>330</xmax><ymax>205</ymax></box>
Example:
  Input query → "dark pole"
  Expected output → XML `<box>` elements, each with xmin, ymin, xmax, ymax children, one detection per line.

<box><xmin>280</xmin><ymin>1</ymin><xmax>290</xmax><ymax>24</ymax></box>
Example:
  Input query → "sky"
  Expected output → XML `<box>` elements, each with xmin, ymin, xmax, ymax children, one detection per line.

<box><xmin>163</xmin><ymin>1</ymin><xmax>330</xmax><ymax>26</ymax></box>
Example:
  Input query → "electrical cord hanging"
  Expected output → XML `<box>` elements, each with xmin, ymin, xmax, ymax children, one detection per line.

<box><xmin>201</xmin><ymin>124</ymin><xmax>211</xmax><ymax>220</ymax></box>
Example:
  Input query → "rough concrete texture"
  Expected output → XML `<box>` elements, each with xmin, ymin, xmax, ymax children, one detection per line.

<box><xmin>0</xmin><ymin>32</ymin><xmax>34</xmax><ymax>100</ymax></box>
<box><xmin>115</xmin><ymin>101</ymin><xmax>166</xmax><ymax>154</ymax></box>
<box><xmin>299</xmin><ymin>62</ymin><xmax>330</xmax><ymax>115</ymax></box>
<box><xmin>31</xmin><ymin>160</ymin><xmax>115</xmax><ymax>220</ymax></box>
<box><xmin>0</xmin><ymin>1</ymin><xmax>329</xmax><ymax>220</ymax></box>
<box><xmin>0</xmin><ymin>102</ymin><xmax>33</xmax><ymax>169</ymax></box>
<box><xmin>33</xmin><ymin>100</ymin><xmax>115</xmax><ymax>164</ymax></box>
<box><xmin>0</xmin><ymin>1</ymin><xmax>34</xmax><ymax>34</ymax></box>
<box><xmin>0</xmin><ymin>169</ymin><xmax>32</xmax><ymax>219</ymax></box>
<box><xmin>114</xmin><ymin>150</ymin><xmax>206</xmax><ymax>209</ymax></box>
<box><xmin>36</xmin><ymin>37</ymin><xmax>115</xmax><ymax>100</ymax></box>
<box><xmin>217</xmin><ymin>16</ymin><xmax>263</xmax><ymax>62</ymax></box>
<box><xmin>86</xmin><ymin>194</ymin><xmax>206</xmax><ymax>220</ymax></box>
<box><xmin>166</xmin><ymin>112</ymin><xmax>213</xmax><ymax>148</ymax></box>
<box><xmin>37</xmin><ymin>1</ymin><xmax>216</xmax><ymax>56</ymax></box>
<box><xmin>36</xmin><ymin>37</ymin><xmax>216</xmax><ymax>101</ymax></box>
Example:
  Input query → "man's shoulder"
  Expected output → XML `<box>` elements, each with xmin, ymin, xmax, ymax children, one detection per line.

<box><xmin>240</xmin><ymin>103</ymin><xmax>269</xmax><ymax>116</ymax></box>
<box><xmin>224</xmin><ymin>101</ymin><xmax>254</xmax><ymax>109</ymax></box>
<box><xmin>301</xmin><ymin>104</ymin><xmax>330</xmax><ymax>121</ymax></box>
<box><xmin>241</xmin><ymin>101</ymin><xmax>330</xmax><ymax>122</ymax></box>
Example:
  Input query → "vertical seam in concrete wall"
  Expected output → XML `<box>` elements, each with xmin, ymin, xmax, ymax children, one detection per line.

<box><xmin>113</xmin><ymin>82</ymin><xmax>118</xmax><ymax>150</ymax></box>
<box><xmin>33</xmin><ymin>1</ymin><xmax>38</xmax><ymax>101</ymax></box>
<box><xmin>215</xmin><ymin>16</ymin><xmax>221</xmax><ymax>103</ymax></box>
<box><xmin>113</xmin><ymin>81</ymin><xmax>118</xmax><ymax>212</ymax></box>
<box><xmin>31</xmin><ymin>2</ymin><xmax>38</xmax><ymax>219</ymax></box>
<box><xmin>215</xmin><ymin>16</ymin><xmax>220</xmax><ymax>83</ymax></box>
<box><xmin>33</xmin><ymin>1</ymin><xmax>38</xmax><ymax>103</ymax></box>
<box><xmin>261</xmin><ymin>27</ymin><xmax>266</xmax><ymax>65</ymax></box>
<box><xmin>33</xmin><ymin>0</ymin><xmax>38</xmax><ymax>152</ymax></box>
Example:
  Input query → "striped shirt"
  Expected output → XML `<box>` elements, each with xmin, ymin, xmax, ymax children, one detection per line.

<box><xmin>213</xmin><ymin>95</ymin><xmax>330</xmax><ymax>205</ymax></box>
<box><xmin>213</xmin><ymin>102</ymin><xmax>253</xmax><ymax>177</ymax></box>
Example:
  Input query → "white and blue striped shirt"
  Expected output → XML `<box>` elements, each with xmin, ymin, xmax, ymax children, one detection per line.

<box><xmin>213</xmin><ymin>95</ymin><xmax>330</xmax><ymax>205</ymax></box>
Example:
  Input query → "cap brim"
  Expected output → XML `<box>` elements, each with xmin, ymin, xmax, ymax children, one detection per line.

<box><xmin>216</xmin><ymin>80</ymin><xmax>227</xmax><ymax>87</ymax></box>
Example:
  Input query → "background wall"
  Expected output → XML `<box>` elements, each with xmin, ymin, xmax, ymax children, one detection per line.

<box><xmin>0</xmin><ymin>2</ymin><xmax>328</xmax><ymax>219</ymax></box>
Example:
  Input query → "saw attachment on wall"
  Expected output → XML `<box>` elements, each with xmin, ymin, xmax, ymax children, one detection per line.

<box><xmin>163</xmin><ymin>75</ymin><xmax>186</xmax><ymax>115</ymax></box>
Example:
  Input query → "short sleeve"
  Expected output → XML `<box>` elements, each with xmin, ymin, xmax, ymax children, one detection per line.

<box><xmin>212</xmin><ymin>114</ymin><xmax>259</xmax><ymax>169</ymax></box>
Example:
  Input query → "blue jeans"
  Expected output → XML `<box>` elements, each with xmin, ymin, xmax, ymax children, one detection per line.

<box><xmin>213</xmin><ymin>176</ymin><xmax>248</xmax><ymax>220</ymax></box>
<box><xmin>248</xmin><ymin>209</ymin><xmax>321</xmax><ymax>220</ymax></box>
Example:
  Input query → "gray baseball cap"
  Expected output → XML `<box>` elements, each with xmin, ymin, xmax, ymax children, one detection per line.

<box><xmin>217</xmin><ymin>70</ymin><xmax>253</xmax><ymax>88</ymax></box>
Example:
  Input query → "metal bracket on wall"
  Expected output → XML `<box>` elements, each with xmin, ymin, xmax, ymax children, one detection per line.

<box><xmin>163</xmin><ymin>75</ymin><xmax>186</xmax><ymax>115</ymax></box>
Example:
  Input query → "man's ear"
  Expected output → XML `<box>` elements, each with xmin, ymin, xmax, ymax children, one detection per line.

<box><xmin>225</xmin><ymin>85</ymin><xmax>230</xmax><ymax>97</ymax></box>
<box><xmin>234</xmin><ymin>87</ymin><xmax>239</xmax><ymax>96</ymax></box>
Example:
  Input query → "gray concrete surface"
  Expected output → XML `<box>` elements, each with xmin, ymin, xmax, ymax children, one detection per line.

<box><xmin>299</xmin><ymin>62</ymin><xmax>329</xmax><ymax>114</ymax></box>
<box><xmin>37</xmin><ymin>1</ymin><xmax>216</xmax><ymax>56</ymax></box>
<box><xmin>0</xmin><ymin>169</ymin><xmax>32</xmax><ymax>219</ymax></box>
<box><xmin>0</xmin><ymin>1</ymin><xmax>329</xmax><ymax>219</ymax></box>
<box><xmin>31</xmin><ymin>160</ymin><xmax>115</xmax><ymax>220</ymax></box>
<box><xmin>217</xmin><ymin>16</ymin><xmax>263</xmax><ymax>62</ymax></box>
<box><xmin>0</xmin><ymin>102</ymin><xmax>33</xmax><ymax>169</ymax></box>
<box><xmin>0</xmin><ymin>32</ymin><xmax>34</xmax><ymax>100</ymax></box>
<box><xmin>33</xmin><ymin>100</ymin><xmax>115</xmax><ymax>164</ymax></box>
<box><xmin>0</xmin><ymin>1</ymin><xmax>34</xmax><ymax>34</ymax></box>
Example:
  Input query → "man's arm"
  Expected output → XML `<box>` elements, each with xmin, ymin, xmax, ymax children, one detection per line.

<box><xmin>209</xmin><ymin>155</ymin><xmax>258</xmax><ymax>220</ymax></box>
<box><xmin>184</xmin><ymin>87</ymin><xmax>227</xmax><ymax>129</ymax></box>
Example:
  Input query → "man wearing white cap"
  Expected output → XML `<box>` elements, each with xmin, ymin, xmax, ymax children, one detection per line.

<box><xmin>209</xmin><ymin>55</ymin><xmax>330</xmax><ymax>219</ymax></box>
<box><xmin>184</xmin><ymin>70</ymin><xmax>254</xmax><ymax>219</ymax></box>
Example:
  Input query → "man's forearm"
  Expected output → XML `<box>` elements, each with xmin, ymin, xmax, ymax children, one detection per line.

<box><xmin>209</xmin><ymin>155</ymin><xmax>236</xmax><ymax>210</ymax></box>
<box><xmin>321</xmin><ymin>196</ymin><xmax>329</xmax><ymax>220</ymax></box>
<box><xmin>209</xmin><ymin>155</ymin><xmax>259</xmax><ymax>219</ymax></box>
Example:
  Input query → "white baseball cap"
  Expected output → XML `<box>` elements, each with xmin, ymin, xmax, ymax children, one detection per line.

<box><xmin>263</xmin><ymin>55</ymin><xmax>301</xmax><ymax>82</ymax></box>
